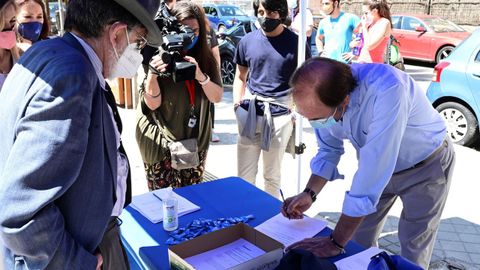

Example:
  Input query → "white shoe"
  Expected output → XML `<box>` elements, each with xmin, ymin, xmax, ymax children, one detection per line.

<box><xmin>211</xmin><ymin>132</ymin><xmax>220</xmax><ymax>142</ymax></box>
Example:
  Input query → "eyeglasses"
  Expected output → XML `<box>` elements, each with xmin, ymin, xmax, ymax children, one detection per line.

<box><xmin>125</xmin><ymin>28</ymin><xmax>148</xmax><ymax>50</ymax></box>
<box><xmin>133</xmin><ymin>34</ymin><xmax>148</xmax><ymax>50</ymax></box>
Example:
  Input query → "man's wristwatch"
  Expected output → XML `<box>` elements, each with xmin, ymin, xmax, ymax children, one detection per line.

<box><xmin>303</xmin><ymin>187</ymin><xmax>317</xmax><ymax>202</ymax></box>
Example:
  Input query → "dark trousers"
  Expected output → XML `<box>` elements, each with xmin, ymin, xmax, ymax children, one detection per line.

<box><xmin>98</xmin><ymin>217</ymin><xmax>130</xmax><ymax>270</ymax></box>
<box><xmin>210</xmin><ymin>103</ymin><xmax>215</xmax><ymax>129</ymax></box>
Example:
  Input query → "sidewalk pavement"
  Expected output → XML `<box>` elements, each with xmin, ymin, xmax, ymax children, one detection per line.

<box><xmin>119</xmin><ymin>87</ymin><xmax>480</xmax><ymax>269</ymax></box>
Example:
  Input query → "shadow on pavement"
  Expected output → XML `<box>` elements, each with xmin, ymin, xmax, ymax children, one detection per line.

<box><xmin>314</xmin><ymin>212</ymin><xmax>480</xmax><ymax>269</ymax></box>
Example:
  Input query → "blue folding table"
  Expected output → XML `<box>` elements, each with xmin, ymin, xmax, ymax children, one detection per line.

<box><xmin>120</xmin><ymin>177</ymin><xmax>365</xmax><ymax>269</ymax></box>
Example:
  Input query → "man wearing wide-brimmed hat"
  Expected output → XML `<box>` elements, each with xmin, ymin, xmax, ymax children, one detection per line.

<box><xmin>0</xmin><ymin>0</ymin><xmax>162</xmax><ymax>269</ymax></box>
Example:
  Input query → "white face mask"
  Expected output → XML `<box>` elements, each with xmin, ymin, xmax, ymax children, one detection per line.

<box><xmin>108</xmin><ymin>29</ymin><xmax>143</xmax><ymax>80</ymax></box>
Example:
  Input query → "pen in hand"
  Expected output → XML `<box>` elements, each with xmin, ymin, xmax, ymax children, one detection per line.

<box><xmin>279</xmin><ymin>189</ymin><xmax>290</xmax><ymax>220</ymax></box>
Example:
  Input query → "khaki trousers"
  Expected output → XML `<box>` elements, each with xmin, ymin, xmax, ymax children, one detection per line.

<box><xmin>352</xmin><ymin>139</ymin><xmax>455</xmax><ymax>269</ymax></box>
<box><xmin>236</xmin><ymin>108</ymin><xmax>293</xmax><ymax>198</ymax></box>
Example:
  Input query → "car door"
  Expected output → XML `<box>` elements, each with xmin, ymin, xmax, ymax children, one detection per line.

<box><xmin>467</xmin><ymin>47</ymin><xmax>480</xmax><ymax>112</ymax></box>
<box><xmin>396</xmin><ymin>16</ymin><xmax>432</xmax><ymax>60</ymax></box>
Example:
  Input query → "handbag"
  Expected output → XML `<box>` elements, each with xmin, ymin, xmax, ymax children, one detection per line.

<box><xmin>168</xmin><ymin>138</ymin><xmax>200</xmax><ymax>170</ymax></box>
<box><xmin>150</xmin><ymin>112</ymin><xmax>200</xmax><ymax>170</ymax></box>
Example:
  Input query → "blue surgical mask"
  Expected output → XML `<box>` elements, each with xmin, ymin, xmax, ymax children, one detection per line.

<box><xmin>309</xmin><ymin>107</ymin><xmax>338</xmax><ymax>129</ymax></box>
<box><xmin>17</xmin><ymin>22</ymin><xmax>43</xmax><ymax>42</ymax></box>
<box><xmin>185</xmin><ymin>35</ymin><xmax>198</xmax><ymax>50</ymax></box>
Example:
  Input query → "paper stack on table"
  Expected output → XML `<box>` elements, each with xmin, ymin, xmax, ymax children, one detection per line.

<box><xmin>184</xmin><ymin>238</ymin><xmax>266</xmax><ymax>270</ymax></box>
<box><xmin>334</xmin><ymin>247</ymin><xmax>383</xmax><ymax>270</ymax></box>
<box><xmin>130</xmin><ymin>189</ymin><xmax>200</xmax><ymax>223</ymax></box>
<box><xmin>255</xmin><ymin>213</ymin><xmax>328</xmax><ymax>247</ymax></box>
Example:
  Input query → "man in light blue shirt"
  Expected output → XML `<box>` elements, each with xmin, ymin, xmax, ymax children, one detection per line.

<box><xmin>282</xmin><ymin>58</ymin><xmax>455</xmax><ymax>268</ymax></box>
<box><xmin>316</xmin><ymin>0</ymin><xmax>359</xmax><ymax>62</ymax></box>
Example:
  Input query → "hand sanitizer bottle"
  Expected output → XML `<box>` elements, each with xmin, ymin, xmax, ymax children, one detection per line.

<box><xmin>163</xmin><ymin>187</ymin><xmax>178</xmax><ymax>231</ymax></box>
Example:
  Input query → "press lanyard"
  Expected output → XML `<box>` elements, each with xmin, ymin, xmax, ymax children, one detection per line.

<box><xmin>185</xmin><ymin>80</ymin><xmax>197</xmax><ymax>128</ymax></box>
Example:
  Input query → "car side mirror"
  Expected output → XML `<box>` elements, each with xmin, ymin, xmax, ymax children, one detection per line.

<box><xmin>415</xmin><ymin>26</ymin><xmax>426</xmax><ymax>33</ymax></box>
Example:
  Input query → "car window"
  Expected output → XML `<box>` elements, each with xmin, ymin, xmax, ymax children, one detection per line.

<box><xmin>211</xmin><ymin>8</ymin><xmax>218</xmax><ymax>17</ymax></box>
<box><xmin>391</xmin><ymin>16</ymin><xmax>401</xmax><ymax>29</ymax></box>
<box><xmin>401</xmin><ymin>17</ymin><xmax>424</xmax><ymax>31</ymax></box>
<box><xmin>422</xmin><ymin>18</ymin><xmax>465</xmax><ymax>33</ymax></box>
<box><xmin>203</xmin><ymin>7</ymin><xmax>210</xmax><ymax>15</ymax></box>
<box><xmin>218</xmin><ymin>6</ymin><xmax>247</xmax><ymax>16</ymax></box>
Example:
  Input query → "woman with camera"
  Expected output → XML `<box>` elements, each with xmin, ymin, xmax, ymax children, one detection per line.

<box><xmin>136</xmin><ymin>1</ymin><xmax>223</xmax><ymax>191</ymax></box>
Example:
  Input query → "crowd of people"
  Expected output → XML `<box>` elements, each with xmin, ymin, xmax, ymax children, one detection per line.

<box><xmin>1</xmin><ymin>0</ymin><xmax>52</xmax><ymax>90</ymax></box>
<box><xmin>0</xmin><ymin>0</ymin><xmax>455</xmax><ymax>269</ymax></box>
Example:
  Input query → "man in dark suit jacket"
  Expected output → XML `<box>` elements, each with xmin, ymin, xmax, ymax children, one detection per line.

<box><xmin>0</xmin><ymin>0</ymin><xmax>162</xmax><ymax>269</ymax></box>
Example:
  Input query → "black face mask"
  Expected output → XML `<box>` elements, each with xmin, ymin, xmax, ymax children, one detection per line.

<box><xmin>258</xmin><ymin>17</ymin><xmax>282</xmax><ymax>33</ymax></box>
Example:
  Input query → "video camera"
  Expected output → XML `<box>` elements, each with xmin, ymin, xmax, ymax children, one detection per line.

<box><xmin>150</xmin><ymin>1</ymin><xmax>197</xmax><ymax>82</ymax></box>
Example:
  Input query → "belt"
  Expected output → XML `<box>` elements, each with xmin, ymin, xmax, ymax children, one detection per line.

<box><xmin>407</xmin><ymin>138</ymin><xmax>448</xmax><ymax>171</ymax></box>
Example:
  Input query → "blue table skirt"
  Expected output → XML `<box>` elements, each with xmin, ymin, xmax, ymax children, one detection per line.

<box><xmin>120</xmin><ymin>177</ymin><xmax>364</xmax><ymax>269</ymax></box>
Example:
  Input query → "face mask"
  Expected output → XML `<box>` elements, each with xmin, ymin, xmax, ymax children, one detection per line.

<box><xmin>0</xmin><ymin>31</ymin><xmax>16</xmax><ymax>49</ymax></box>
<box><xmin>309</xmin><ymin>107</ymin><xmax>338</xmax><ymax>129</ymax></box>
<box><xmin>258</xmin><ymin>17</ymin><xmax>281</xmax><ymax>33</ymax></box>
<box><xmin>185</xmin><ymin>35</ymin><xmax>198</xmax><ymax>51</ymax></box>
<box><xmin>17</xmin><ymin>22</ymin><xmax>43</xmax><ymax>42</ymax></box>
<box><xmin>108</xmin><ymin>29</ymin><xmax>144</xmax><ymax>80</ymax></box>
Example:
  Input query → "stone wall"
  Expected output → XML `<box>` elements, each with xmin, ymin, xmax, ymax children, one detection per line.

<box><xmin>201</xmin><ymin>0</ymin><xmax>480</xmax><ymax>26</ymax></box>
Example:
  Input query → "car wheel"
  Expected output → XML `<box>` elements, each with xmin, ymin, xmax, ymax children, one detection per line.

<box><xmin>221</xmin><ymin>55</ymin><xmax>235</xmax><ymax>85</ymax></box>
<box><xmin>218</xmin><ymin>25</ymin><xmax>226</xmax><ymax>33</ymax></box>
<box><xmin>436</xmin><ymin>102</ymin><xmax>479</xmax><ymax>146</ymax></box>
<box><xmin>435</xmin><ymin>45</ymin><xmax>455</xmax><ymax>63</ymax></box>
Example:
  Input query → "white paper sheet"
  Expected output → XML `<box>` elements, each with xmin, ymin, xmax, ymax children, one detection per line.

<box><xmin>334</xmin><ymin>247</ymin><xmax>383</xmax><ymax>270</ymax></box>
<box><xmin>255</xmin><ymin>213</ymin><xmax>327</xmax><ymax>247</ymax></box>
<box><xmin>184</xmin><ymin>238</ymin><xmax>266</xmax><ymax>270</ymax></box>
<box><xmin>130</xmin><ymin>189</ymin><xmax>200</xmax><ymax>223</ymax></box>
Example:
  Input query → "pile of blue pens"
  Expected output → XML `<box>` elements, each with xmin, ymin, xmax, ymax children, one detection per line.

<box><xmin>165</xmin><ymin>215</ymin><xmax>255</xmax><ymax>245</ymax></box>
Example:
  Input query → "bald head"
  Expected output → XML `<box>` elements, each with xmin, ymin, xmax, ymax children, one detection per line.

<box><xmin>291</xmin><ymin>57</ymin><xmax>355</xmax><ymax>108</ymax></box>
<box><xmin>290</xmin><ymin>57</ymin><xmax>356</xmax><ymax>120</ymax></box>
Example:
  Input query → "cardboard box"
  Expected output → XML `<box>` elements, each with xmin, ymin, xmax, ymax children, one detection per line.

<box><xmin>169</xmin><ymin>223</ymin><xmax>284</xmax><ymax>270</ymax></box>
